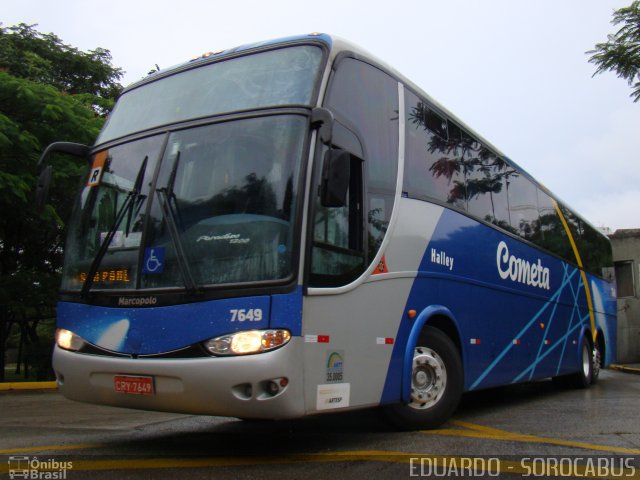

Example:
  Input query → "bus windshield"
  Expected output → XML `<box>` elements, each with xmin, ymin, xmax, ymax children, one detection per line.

<box><xmin>97</xmin><ymin>45</ymin><xmax>323</xmax><ymax>144</ymax></box>
<box><xmin>61</xmin><ymin>115</ymin><xmax>308</xmax><ymax>292</ymax></box>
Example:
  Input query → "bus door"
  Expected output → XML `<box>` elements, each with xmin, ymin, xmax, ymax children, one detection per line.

<box><xmin>302</xmin><ymin>57</ymin><xmax>404</xmax><ymax>413</ymax></box>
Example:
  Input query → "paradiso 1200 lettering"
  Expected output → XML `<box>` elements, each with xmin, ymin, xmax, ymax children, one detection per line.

<box><xmin>496</xmin><ymin>241</ymin><xmax>551</xmax><ymax>290</ymax></box>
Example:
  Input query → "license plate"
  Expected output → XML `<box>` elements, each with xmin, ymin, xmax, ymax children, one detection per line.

<box><xmin>114</xmin><ymin>375</ymin><xmax>154</xmax><ymax>396</ymax></box>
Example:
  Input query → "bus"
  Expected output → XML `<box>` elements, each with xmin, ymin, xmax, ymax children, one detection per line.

<box><xmin>39</xmin><ymin>33</ymin><xmax>616</xmax><ymax>429</ymax></box>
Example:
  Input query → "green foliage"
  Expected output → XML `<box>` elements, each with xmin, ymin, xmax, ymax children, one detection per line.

<box><xmin>587</xmin><ymin>1</ymin><xmax>640</xmax><ymax>102</ymax></box>
<box><xmin>0</xmin><ymin>24</ymin><xmax>124</xmax><ymax>379</ymax></box>
<box><xmin>0</xmin><ymin>71</ymin><xmax>103</xmax><ymax>291</ymax></box>
<box><xmin>0</xmin><ymin>23</ymin><xmax>123</xmax><ymax>114</ymax></box>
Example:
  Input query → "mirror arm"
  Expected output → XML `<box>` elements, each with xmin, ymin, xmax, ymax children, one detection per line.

<box><xmin>37</xmin><ymin>142</ymin><xmax>91</xmax><ymax>167</ymax></box>
<box><xmin>311</xmin><ymin>107</ymin><xmax>334</xmax><ymax>145</ymax></box>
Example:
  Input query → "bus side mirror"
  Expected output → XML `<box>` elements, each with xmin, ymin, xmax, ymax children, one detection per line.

<box><xmin>35</xmin><ymin>142</ymin><xmax>90</xmax><ymax>210</ymax></box>
<box><xmin>320</xmin><ymin>149</ymin><xmax>351</xmax><ymax>208</ymax></box>
<box><xmin>35</xmin><ymin>165</ymin><xmax>53</xmax><ymax>211</ymax></box>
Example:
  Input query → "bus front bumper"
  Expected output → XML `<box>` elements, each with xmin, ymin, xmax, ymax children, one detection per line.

<box><xmin>52</xmin><ymin>338</ymin><xmax>305</xmax><ymax>419</ymax></box>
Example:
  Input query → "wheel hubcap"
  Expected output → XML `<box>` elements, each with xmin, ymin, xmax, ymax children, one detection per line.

<box><xmin>582</xmin><ymin>343</ymin><xmax>591</xmax><ymax>378</ymax></box>
<box><xmin>409</xmin><ymin>346</ymin><xmax>447</xmax><ymax>410</ymax></box>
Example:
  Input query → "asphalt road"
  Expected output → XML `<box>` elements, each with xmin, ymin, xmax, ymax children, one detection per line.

<box><xmin>1</xmin><ymin>369</ymin><xmax>639</xmax><ymax>479</ymax></box>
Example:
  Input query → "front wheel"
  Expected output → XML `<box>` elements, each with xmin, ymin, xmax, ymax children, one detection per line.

<box><xmin>385</xmin><ymin>327</ymin><xmax>463</xmax><ymax>430</ymax></box>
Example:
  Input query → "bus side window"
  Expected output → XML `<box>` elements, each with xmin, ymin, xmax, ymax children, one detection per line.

<box><xmin>310</xmin><ymin>57</ymin><xmax>398</xmax><ymax>288</ymax></box>
<box><xmin>404</xmin><ymin>89</ymin><xmax>464</xmax><ymax>208</ymax></box>
<box><xmin>557</xmin><ymin>204</ymin><xmax>613</xmax><ymax>277</ymax></box>
<box><xmin>507</xmin><ymin>174</ymin><xmax>539</xmax><ymax>240</ymax></box>
<box><xmin>310</xmin><ymin>145</ymin><xmax>365</xmax><ymax>287</ymax></box>
<box><xmin>466</xmin><ymin>144</ymin><xmax>511</xmax><ymax>228</ymax></box>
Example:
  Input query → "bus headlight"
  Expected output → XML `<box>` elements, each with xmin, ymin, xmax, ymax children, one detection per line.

<box><xmin>204</xmin><ymin>329</ymin><xmax>291</xmax><ymax>356</ymax></box>
<box><xmin>55</xmin><ymin>328</ymin><xmax>87</xmax><ymax>351</ymax></box>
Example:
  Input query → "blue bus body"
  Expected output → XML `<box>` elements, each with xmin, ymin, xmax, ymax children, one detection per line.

<box><xmin>50</xmin><ymin>33</ymin><xmax>615</xmax><ymax>428</ymax></box>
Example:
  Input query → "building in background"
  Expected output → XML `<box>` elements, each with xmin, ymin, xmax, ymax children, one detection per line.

<box><xmin>610</xmin><ymin>229</ymin><xmax>640</xmax><ymax>363</ymax></box>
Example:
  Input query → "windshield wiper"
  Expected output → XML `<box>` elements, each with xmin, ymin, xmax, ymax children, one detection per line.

<box><xmin>81</xmin><ymin>156</ymin><xmax>148</xmax><ymax>298</ymax></box>
<box><xmin>156</xmin><ymin>152</ymin><xmax>200</xmax><ymax>295</ymax></box>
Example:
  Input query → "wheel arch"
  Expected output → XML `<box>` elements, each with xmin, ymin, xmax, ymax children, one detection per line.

<box><xmin>401</xmin><ymin>305</ymin><xmax>463</xmax><ymax>403</ymax></box>
<box><xmin>573</xmin><ymin>325</ymin><xmax>592</xmax><ymax>363</ymax></box>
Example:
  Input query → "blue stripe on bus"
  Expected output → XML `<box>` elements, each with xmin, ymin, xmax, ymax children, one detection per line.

<box><xmin>381</xmin><ymin>208</ymin><xmax>616</xmax><ymax>404</ymax></box>
<box><xmin>271</xmin><ymin>286</ymin><xmax>303</xmax><ymax>336</ymax></box>
<box><xmin>469</xmin><ymin>264</ymin><xmax>581</xmax><ymax>390</ymax></box>
<box><xmin>57</xmin><ymin>288</ymin><xmax>303</xmax><ymax>355</ymax></box>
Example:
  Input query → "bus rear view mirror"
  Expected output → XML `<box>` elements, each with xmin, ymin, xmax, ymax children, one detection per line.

<box><xmin>320</xmin><ymin>149</ymin><xmax>350</xmax><ymax>208</ymax></box>
<box><xmin>35</xmin><ymin>142</ymin><xmax>91</xmax><ymax>210</ymax></box>
<box><xmin>35</xmin><ymin>165</ymin><xmax>53</xmax><ymax>211</ymax></box>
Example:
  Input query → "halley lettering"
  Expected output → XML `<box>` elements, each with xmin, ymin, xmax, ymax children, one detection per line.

<box><xmin>430</xmin><ymin>248</ymin><xmax>454</xmax><ymax>271</ymax></box>
<box><xmin>496</xmin><ymin>241</ymin><xmax>550</xmax><ymax>290</ymax></box>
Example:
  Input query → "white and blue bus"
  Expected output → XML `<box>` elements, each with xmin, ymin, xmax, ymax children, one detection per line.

<box><xmin>41</xmin><ymin>33</ymin><xmax>616</xmax><ymax>429</ymax></box>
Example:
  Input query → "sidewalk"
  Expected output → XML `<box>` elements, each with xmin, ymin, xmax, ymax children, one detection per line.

<box><xmin>609</xmin><ymin>363</ymin><xmax>640</xmax><ymax>375</ymax></box>
<box><xmin>0</xmin><ymin>381</ymin><xmax>57</xmax><ymax>391</ymax></box>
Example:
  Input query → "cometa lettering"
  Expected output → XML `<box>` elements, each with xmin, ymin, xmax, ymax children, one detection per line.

<box><xmin>496</xmin><ymin>241</ymin><xmax>550</xmax><ymax>290</ymax></box>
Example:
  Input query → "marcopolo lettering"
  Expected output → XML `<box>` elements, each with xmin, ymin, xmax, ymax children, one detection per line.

<box><xmin>496</xmin><ymin>241</ymin><xmax>550</xmax><ymax>290</ymax></box>
<box><xmin>118</xmin><ymin>296</ymin><xmax>158</xmax><ymax>307</ymax></box>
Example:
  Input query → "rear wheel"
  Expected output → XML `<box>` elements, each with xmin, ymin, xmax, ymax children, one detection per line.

<box><xmin>385</xmin><ymin>327</ymin><xmax>462</xmax><ymax>430</ymax></box>
<box><xmin>568</xmin><ymin>336</ymin><xmax>594</xmax><ymax>388</ymax></box>
<box><xmin>591</xmin><ymin>338</ymin><xmax>602</xmax><ymax>384</ymax></box>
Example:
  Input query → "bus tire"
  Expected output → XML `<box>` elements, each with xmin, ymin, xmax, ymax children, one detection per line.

<box><xmin>385</xmin><ymin>326</ymin><xmax>462</xmax><ymax>430</ymax></box>
<box><xmin>591</xmin><ymin>337</ymin><xmax>602</xmax><ymax>385</ymax></box>
<box><xmin>569</xmin><ymin>336</ymin><xmax>594</xmax><ymax>389</ymax></box>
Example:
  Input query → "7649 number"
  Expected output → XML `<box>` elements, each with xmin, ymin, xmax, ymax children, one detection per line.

<box><xmin>230</xmin><ymin>308</ymin><xmax>263</xmax><ymax>322</ymax></box>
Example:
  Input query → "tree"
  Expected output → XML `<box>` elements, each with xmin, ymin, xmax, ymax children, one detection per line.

<box><xmin>0</xmin><ymin>24</ymin><xmax>123</xmax><ymax>379</ymax></box>
<box><xmin>587</xmin><ymin>1</ymin><xmax>640</xmax><ymax>102</ymax></box>
<box><xmin>0</xmin><ymin>23</ymin><xmax>123</xmax><ymax>114</ymax></box>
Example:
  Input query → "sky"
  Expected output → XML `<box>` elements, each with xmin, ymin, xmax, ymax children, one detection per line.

<box><xmin>4</xmin><ymin>0</ymin><xmax>639</xmax><ymax>231</ymax></box>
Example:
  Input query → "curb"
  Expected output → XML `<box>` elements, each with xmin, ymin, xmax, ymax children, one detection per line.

<box><xmin>0</xmin><ymin>381</ymin><xmax>58</xmax><ymax>391</ymax></box>
<box><xmin>609</xmin><ymin>364</ymin><xmax>640</xmax><ymax>375</ymax></box>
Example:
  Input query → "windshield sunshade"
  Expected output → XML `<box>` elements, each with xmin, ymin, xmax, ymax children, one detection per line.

<box><xmin>97</xmin><ymin>45</ymin><xmax>323</xmax><ymax>144</ymax></box>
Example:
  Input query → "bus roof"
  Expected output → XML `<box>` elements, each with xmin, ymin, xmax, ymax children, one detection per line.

<box><xmin>123</xmin><ymin>33</ymin><xmax>603</xmax><ymax>237</ymax></box>
<box><xmin>125</xmin><ymin>33</ymin><xmax>333</xmax><ymax>92</ymax></box>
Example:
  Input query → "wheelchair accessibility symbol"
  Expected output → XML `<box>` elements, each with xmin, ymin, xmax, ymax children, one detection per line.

<box><xmin>143</xmin><ymin>247</ymin><xmax>165</xmax><ymax>274</ymax></box>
